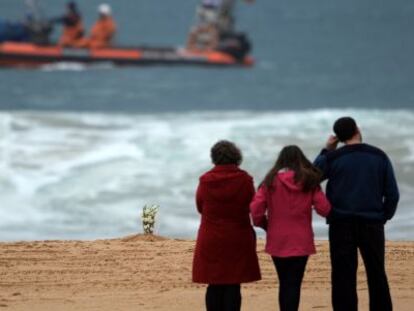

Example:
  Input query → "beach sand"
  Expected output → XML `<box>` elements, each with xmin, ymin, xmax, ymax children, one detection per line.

<box><xmin>0</xmin><ymin>235</ymin><xmax>413</xmax><ymax>310</ymax></box>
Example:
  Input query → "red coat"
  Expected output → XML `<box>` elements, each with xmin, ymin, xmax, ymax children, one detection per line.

<box><xmin>250</xmin><ymin>170</ymin><xmax>331</xmax><ymax>258</ymax></box>
<box><xmin>192</xmin><ymin>165</ymin><xmax>261</xmax><ymax>284</ymax></box>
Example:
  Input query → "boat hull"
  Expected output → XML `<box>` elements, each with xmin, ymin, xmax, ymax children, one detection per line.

<box><xmin>0</xmin><ymin>42</ymin><xmax>254</xmax><ymax>68</ymax></box>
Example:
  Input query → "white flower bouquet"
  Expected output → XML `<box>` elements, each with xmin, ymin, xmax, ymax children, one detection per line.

<box><xmin>142</xmin><ymin>204</ymin><xmax>159</xmax><ymax>235</ymax></box>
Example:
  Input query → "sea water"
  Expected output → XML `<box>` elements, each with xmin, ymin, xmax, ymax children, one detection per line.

<box><xmin>0</xmin><ymin>109</ymin><xmax>413</xmax><ymax>241</ymax></box>
<box><xmin>0</xmin><ymin>0</ymin><xmax>413</xmax><ymax>240</ymax></box>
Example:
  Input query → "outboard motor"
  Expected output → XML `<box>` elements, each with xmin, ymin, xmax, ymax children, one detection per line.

<box><xmin>218</xmin><ymin>32</ymin><xmax>252</xmax><ymax>61</ymax></box>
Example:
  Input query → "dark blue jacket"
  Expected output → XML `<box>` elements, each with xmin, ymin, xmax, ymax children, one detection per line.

<box><xmin>314</xmin><ymin>143</ymin><xmax>399</xmax><ymax>223</ymax></box>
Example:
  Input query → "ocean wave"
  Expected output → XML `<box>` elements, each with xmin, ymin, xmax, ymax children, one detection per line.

<box><xmin>0</xmin><ymin>108</ymin><xmax>413</xmax><ymax>240</ymax></box>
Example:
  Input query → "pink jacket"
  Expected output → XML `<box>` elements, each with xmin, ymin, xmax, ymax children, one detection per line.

<box><xmin>250</xmin><ymin>170</ymin><xmax>331</xmax><ymax>257</ymax></box>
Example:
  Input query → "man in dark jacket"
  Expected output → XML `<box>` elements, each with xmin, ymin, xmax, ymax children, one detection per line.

<box><xmin>314</xmin><ymin>117</ymin><xmax>399</xmax><ymax>311</ymax></box>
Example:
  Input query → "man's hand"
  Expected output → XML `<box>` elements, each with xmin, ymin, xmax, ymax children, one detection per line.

<box><xmin>326</xmin><ymin>135</ymin><xmax>339</xmax><ymax>151</ymax></box>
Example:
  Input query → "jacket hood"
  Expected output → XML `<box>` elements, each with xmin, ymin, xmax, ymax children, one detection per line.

<box><xmin>277</xmin><ymin>170</ymin><xmax>302</xmax><ymax>191</ymax></box>
<box><xmin>200</xmin><ymin>165</ymin><xmax>250</xmax><ymax>202</ymax></box>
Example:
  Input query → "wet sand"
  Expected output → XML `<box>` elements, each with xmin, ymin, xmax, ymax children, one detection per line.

<box><xmin>0</xmin><ymin>235</ymin><xmax>413</xmax><ymax>310</ymax></box>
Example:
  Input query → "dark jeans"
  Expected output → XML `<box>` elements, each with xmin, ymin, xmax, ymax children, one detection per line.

<box><xmin>329</xmin><ymin>222</ymin><xmax>392</xmax><ymax>311</ymax></box>
<box><xmin>206</xmin><ymin>284</ymin><xmax>241</xmax><ymax>311</ymax></box>
<box><xmin>272</xmin><ymin>256</ymin><xmax>308</xmax><ymax>311</ymax></box>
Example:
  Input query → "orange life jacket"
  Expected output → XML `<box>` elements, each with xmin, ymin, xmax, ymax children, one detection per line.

<box><xmin>59</xmin><ymin>17</ymin><xmax>84</xmax><ymax>47</ymax></box>
<box><xmin>88</xmin><ymin>16</ymin><xmax>117</xmax><ymax>49</ymax></box>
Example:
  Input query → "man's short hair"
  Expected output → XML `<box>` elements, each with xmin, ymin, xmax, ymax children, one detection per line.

<box><xmin>211</xmin><ymin>140</ymin><xmax>242</xmax><ymax>166</ymax></box>
<box><xmin>333</xmin><ymin>117</ymin><xmax>358</xmax><ymax>142</ymax></box>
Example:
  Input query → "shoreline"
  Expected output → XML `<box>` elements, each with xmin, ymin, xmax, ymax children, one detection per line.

<box><xmin>0</xmin><ymin>235</ymin><xmax>413</xmax><ymax>310</ymax></box>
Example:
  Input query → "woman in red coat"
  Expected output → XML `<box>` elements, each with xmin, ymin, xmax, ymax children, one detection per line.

<box><xmin>250</xmin><ymin>145</ymin><xmax>331</xmax><ymax>311</ymax></box>
<box><xmin>193</xmin><ymin>140</ymin><xmax>261</xmax><ymax>311</ymax></box>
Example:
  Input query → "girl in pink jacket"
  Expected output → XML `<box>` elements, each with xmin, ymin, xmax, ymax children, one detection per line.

<box><xmin>250</xmin><ymin>145</ymin><xmax>331</xmax><ymax>311</ymax></box>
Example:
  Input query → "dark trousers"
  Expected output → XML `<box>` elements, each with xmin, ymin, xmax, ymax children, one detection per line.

<box><xmin>272</xmin><ymin>256</ymin><xmax>308</xmax><ymax>311</ymax></box>
<box><xmin>206</xmin><ymin>284</ymin><xmax>241</xmax><ymax>311</ymax></box>
<box><xmin>329</xmin><ymin>222</ymin><xmax>392</xmax><ymax>311</ymax></box>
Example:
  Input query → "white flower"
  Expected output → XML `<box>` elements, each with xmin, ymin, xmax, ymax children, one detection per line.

<box><xmin>141</xmin><ymin>204</ymin><xmax>159</xmax><ymax>235</ymax></box>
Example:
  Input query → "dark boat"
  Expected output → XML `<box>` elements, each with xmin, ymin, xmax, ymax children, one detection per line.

<box><xmin>0</xmin><ymin>42</ymin><xmax>254</xmax><ymax>68</ymax></box>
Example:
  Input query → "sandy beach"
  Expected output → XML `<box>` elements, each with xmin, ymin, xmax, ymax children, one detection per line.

<box><xmin>0</xmin><ymin>235</ymin><xmax>412</xmax><ymax>311</ymax></box>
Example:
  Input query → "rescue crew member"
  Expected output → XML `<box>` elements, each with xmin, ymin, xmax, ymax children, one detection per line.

<box><xmin>186</xmin><ymin>21</ymin><xmax>219</xmax><ymax>51</ymax></box>
<box><xmin>77</xmin><ymin>4</ymin><xmax>117</xmax><ymax>49</ymax></box>
<box><xmin>217</xmin><ymin>0</ymin><xmax>255</xmax><ymax>35</ymax></box>
<box><xmin>195</xmin><ymin>0</ymin><xmax>255</xmax><ymax>36</ymax></box>
<box><xmin>54</xmin><ymin>1</ymin><xmax>84</xmax><ymax>47</ymax></box>
<box><xmin>187</xmin><ymin>0</ymin><xmax>254</xmax><ymax>53</ymax></box>
<box><xmin>197</xmin><ymin>0</ymin><xmax>221</xmax><ymax>27</ymax></box>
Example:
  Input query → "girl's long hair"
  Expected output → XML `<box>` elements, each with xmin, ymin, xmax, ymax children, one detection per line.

<box><xmin>261</xmin><ymin>145</ymin><xmax>322</xmax><ymax>193</ymax></box>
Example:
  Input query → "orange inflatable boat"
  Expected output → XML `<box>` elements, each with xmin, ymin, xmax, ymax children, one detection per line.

<box><xmin>0</xmin><ymin>42</ymin><xmax>254</xmax><ymax>68</ymax></box>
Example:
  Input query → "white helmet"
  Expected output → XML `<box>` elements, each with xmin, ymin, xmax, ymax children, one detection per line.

<box><xmin>98</xmin><ymin>3</ymin><xmax>112</xmax><ymax>16</ymax></box>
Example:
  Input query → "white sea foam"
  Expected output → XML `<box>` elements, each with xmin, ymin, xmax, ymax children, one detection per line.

<box><xmin>40</xmin><ymin>62</ymin><xmax>115</xmax><ymax>72</ymax></box>
<box><xmin>40</xmin><ymin>62</ymin><xmax>88</xmax><ymax>72</ymax></box>
<box><xmin>0</xmin><ymin>109</ymin><xmax>413</xmax><ymax>241</ymax></box>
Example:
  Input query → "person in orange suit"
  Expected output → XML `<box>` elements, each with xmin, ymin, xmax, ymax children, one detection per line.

<box><xmin>77</xmin><ymin>4</ymin><xmax>117</xmax><ymax>49</ymax></box>
<box><xmin>54</xmin><ymin>1</ymin><xmax>84</xmax><ymax>47</ymax></box>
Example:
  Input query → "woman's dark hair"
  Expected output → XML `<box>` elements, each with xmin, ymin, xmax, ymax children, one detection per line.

<box><xmin>211</xmin><ymin>140</ymin><xmax>242</xmax><ymax>166</ymax></box>
<box><xmin>261</xmin><ymin>145</ymin><xmax>322</xmax><ymax>193</ymax></box>
<box><xmin>333</xmin><ymin>117</ymin><xmax>358</xmax><ymax>142</ymax></box>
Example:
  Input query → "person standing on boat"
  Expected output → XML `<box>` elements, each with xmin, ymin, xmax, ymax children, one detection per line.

<box><xmin>197</xmin><ymin>0</ymin><xmax>221</xmax><ymax>27</ymax></box>
<box><xmin>186</xmin><ymin>18</ymin><xmax>219</xmax><ymax>52</ymax></box>
<box><xmin>217</xmin><ymin>0</ymin><xmax>255</xmax><ymax>35</ymax></box>
<box><xmin>187</xmin><ymin>0</ymin><xmax>254</xmax><ymax>58</ymax></box>
<box><xmin>77</xmin><ymin>4</ymin><xmax>117</xmax><ymax>49</ymax></box>
<box><xmin>197</xmin><ymin>0</ymin><xmax>255</xmax><ymax>35</ymax></box>
<box><xmin>53</xmin><ymin>1</ymin><xmax>84</xmax><ymax>47</ymax></box>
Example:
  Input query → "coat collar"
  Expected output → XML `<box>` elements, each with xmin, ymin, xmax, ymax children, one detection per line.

<box><xmin>212</xmin><ymin>164</ymin><xmax>239</xmax><ymax>172</ymax></box>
